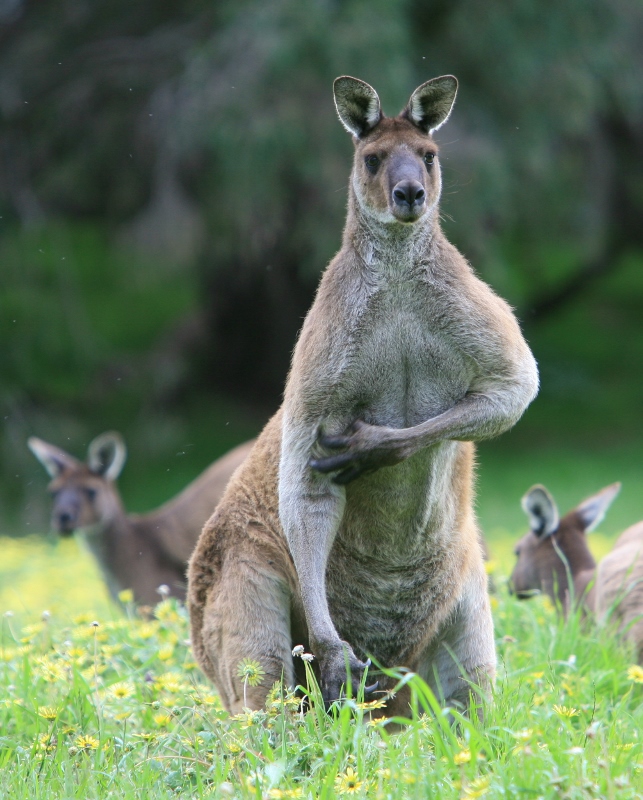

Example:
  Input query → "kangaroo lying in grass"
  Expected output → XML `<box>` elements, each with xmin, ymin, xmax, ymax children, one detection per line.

<box><xmin>511</xmin><ymin>483</ymin><xmax>643</xmax><ymax>662</ymax></box>
<box><xmin>29</xmin><ymin>433</ymin><xmax>253</xmax><ymax>606</ymax></box>
<box><xmin>188</xmin><ymin>75</ymin><xmax>539</xmax><ymax>715</ymax></box>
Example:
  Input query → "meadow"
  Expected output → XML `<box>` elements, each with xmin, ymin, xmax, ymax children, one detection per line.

<box><xmin>1</xmin><ymin>521</ymin><xmax>643</xmax><ymax>799</ymax></box>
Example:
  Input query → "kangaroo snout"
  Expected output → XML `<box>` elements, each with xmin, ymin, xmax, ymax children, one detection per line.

<box><xmin>392</xmin><ymin>180</ymin><xmax>425</xmax><ymax>211</ymax></box>
<box><xmin>54</xmin><ymin>507</ymin><xmax>77</xmax><ymax>534</ymax></box>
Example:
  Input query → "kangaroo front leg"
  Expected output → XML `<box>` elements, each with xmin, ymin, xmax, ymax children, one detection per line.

<box><xmin>311</xmin><ymin>380</ymin><xmax>535</xmax><ymax>483</ymax></box>
<box><xmin>279</xmin><ymin>438</ymin><xmax>372</xmax><ymax>705</ymax></box>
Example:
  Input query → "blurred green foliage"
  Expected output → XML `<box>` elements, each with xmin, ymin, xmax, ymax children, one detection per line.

<box><xmin>1</xmin><ymin>0</ymin><xmax>643</xmax><ymax>530</ymax></box>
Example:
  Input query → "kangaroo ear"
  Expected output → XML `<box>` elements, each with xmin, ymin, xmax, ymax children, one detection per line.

<box><xmin>521</xmin><ymin>485</ymin><xmax>559</xmax><ymax>538</ymax></box>
<box><xmin>404</xmin><ymin>75</ymin><xmax>458</xmax><ymax>134</ymax></box>
<box><xmin>334</xmin><ymin>76</ymin><xmax>382</xmax><ymax>138</ymax></box>
<box><xmin>28</xmin><ymin>437</ymin><xmax>80</xmax><ymax>478</ymax></box>
<box><xmin>87</xmin><ymin>432</ymin><xmax>127</xmax><ymax>481</ymax></box>
<box><xmin>576</xmin><ymin>482</ymin><xmax>621</xmax><ymax>533</ymax></box>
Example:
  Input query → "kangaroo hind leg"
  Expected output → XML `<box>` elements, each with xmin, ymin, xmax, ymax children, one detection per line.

<box><xmin>198</xmin><ymin>555</ymin><xmax>295</xmax><ymax>714</ymax></box>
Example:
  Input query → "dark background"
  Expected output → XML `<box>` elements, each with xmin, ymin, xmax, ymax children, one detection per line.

<box><xmin>2</xmin><ymin>0</ymin><xmax>642</xmax><ymax>543</ymax></box>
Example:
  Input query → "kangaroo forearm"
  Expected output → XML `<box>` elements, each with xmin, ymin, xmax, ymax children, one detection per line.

<box><xmin>392</xmin><ymin>387</ymin><xmax>532</xmax><ymax>451</ymax></box>
<box><xmin>279</xmin><ymin>478</ymin><xmax>346</xmax><ymax>648</ymax></box>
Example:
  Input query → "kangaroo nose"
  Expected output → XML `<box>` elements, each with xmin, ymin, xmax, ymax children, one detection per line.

<box><xmin>392</xmin><ymin>181</ymin><xmax>425</xmax><ymax>208</ymax></box>
<box><xmin>56</xmin><ymin>511</ymin><xmax>75</xmax><ymax>531</ymax></box>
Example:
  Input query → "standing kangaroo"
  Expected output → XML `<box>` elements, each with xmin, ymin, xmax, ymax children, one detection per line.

<box><xmin>511</xmin><ymin>483</ymin><xmax>643</xmax><ymax>661</ymax></box>
<box><xmin>29</xmin><ymin>433</ymin><xmax>253</xmax><ymax>606</ymax></box>
<box><xmin>188</xmin><ymin>75</ymin><xmax>539</xmax><ymax>715</ymax></box>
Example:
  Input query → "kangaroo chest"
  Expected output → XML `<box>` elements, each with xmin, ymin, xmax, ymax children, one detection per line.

<box><xmin>342</xmin><ymin>279</ymin><xmax>473</xmax><ymax>428</ymax></box>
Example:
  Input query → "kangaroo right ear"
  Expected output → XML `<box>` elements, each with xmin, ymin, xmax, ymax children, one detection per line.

<box><xmin>334</xmin><ymin>76</ymin><xmax>382</xmax><ymax>138</ymax></box>
<box><xmin>575</xmin><ymin>482</ymin><xmax>621</xmax><ymax>533</ymax></box>
<box><xmin>521</xmin><ymin>485</ymin><xmax>559</xmax><ymax>538</ymax></box>
<box><xmin>28</xmin><ymin>437</ymin><xmax>80</xmax><ymax>478</ymax></box>
<box><xmin>87</xmin><ymin>432</ymin><xmax>127</xmax><ymax>481</ymax></box>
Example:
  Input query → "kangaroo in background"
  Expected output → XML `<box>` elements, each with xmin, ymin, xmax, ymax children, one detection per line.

<box><xmin>29</xmin><ymin>433</ymin><xmax>253</xmax><ymax>606</ymax></box>
<box><xmin>511</xmin><ymin>483</ymin><xmax>643</xmax><ymax>662</ymax></box>
<box><xmin>188</xmin><ymin>75</ymin><xmax>539</xmax><ymax>715</ymax></box>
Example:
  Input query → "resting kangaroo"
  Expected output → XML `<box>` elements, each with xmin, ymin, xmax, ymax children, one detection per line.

<box><xmin>29</xmin><ymin>433</ymin><xmax>253</xmax><ymax>606</ymax></box>
<box><xmin>511</xmin><ymin>483</ymin><xmax>643</xmax><ymax>661</ymax></box>
<box><xmin>188</xmin><ymin>75</ymin><xmax>539</xmax><ymax>715</ymax></box>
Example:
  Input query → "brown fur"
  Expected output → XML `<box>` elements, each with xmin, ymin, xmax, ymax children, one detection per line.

<box><xmin>29</xmin><ymin>433</ymin><xmax>253</xmax><ymax>606</ymax></box>
<box><xmin>188</xmin><ymin>76</ymin><xmax>538</xmax><ymax>714</ymax></box>
<box><xmin>511</xmin><ymin>483</ymin><xmax>643</xmax><ymax>662</ymax></box>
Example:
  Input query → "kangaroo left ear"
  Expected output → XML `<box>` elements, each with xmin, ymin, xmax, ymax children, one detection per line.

<box><xmin>404</xmin><ymin>75</ymin><xmax>458</xmax><ymax>134</ymax></box>
<box><xmin>87</xmin><ymin>432</ymin><xmax>127</xmax><ymax>481</ymax></box>
<box><xmin>334</xmin><ymin>76</ymin><xmax>382</xmax><ymax>139</ymax></box>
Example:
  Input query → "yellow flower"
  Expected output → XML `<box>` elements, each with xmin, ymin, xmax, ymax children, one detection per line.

<box><xmin>268</xmin><ymin>791</ymin><xmax>303</xmax><ymax>799</ymax></box>
<box><xmin>355</xmin><ymin>698</ymin><xmax>387</xmax><ymax>710</ymax></box>
<box><xmin>117</xmin><ymin>589</ymin><xmax>134</xmax><ymax>604</ymax></box>
<box><xmin>462</xmin><ymin>776</ymin><xmax>491</xmax><ymax>798</ymax></box>
<box><xmin>627</xmin><ymin>665</ymin><xmax>643</xmax><ymax>683</ymax></box>
<box><xmin>109</xmin><ymin>681</ymin><xmax>135</xmax><ymax>700</ymax></box>
<box><xmin>335</xmin><ymin>767</ymin><xmax>365</xmax><ymax>795</ymax></box>
<box><xmin>37</xmin><ymin>706</ymin><xmax>59</xmax><ymax>720</ymax></box>
<box><xmin>36</xmin><ymin>733</ymin><xmax>56</xmax><ymax>752</ymax></box>
<box><xmin>553</xmin><ymin>705</ymin><xmax>578</xmax><ymax>718</ymax></box>
<box><xmin>136</xmin><ymin>622</ymin><xmax>159</xmax><ymax>639</ymax></box>
<box><xmin>158</xmin><ymin>643</ymin><xmax>175</xmax><ymax>661</ymax></box>
<box><xmin>236</xmin><ymin>658</ymin><xmax>266</xmax><ymax>687</ymax></box>
<box><xmin>454</xmin><ymin>749</ymin><xmax>471</xmax><ymax>765</ymax></box>
<box><xmin>154</xmin><ymin>672</ymin><xmax>183</xmax><ymax>693</ymax></box>
<box><xmin>75</xmin><ymin>734</ymin><xmax>100</xmax><ymax>751</ymax></box>
<box><xmin>153</xmin><ymin>712</ymin><xmax>172</xmax><ymax>726</ymax></box>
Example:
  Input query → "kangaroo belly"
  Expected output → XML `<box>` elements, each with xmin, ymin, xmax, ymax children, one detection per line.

<box><xmin>326</xmin><ymin>441</ymin><xmax>474</xmax><ymax>666</ymax></box>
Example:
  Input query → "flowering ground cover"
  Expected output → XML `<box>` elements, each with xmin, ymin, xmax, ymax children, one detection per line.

<box><xmin>1</xmin><ymin>537</ymin><xmax>642</xmax><ymax>798</ymax></box>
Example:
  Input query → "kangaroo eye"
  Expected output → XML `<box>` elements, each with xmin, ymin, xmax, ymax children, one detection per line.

<box><xmin>84</xmin><ymin>488</ymin><xmax>97</xmax><ymax>501</ymax></box>
<box><xmin>364</xmin><ymin>154</ymin><xmax>380</xmax><ymax>171</ymax></box>
<box><xmin>424</xmin><ymin>152</ymin><xmax>435</xmax><ymax>167</ymax></box>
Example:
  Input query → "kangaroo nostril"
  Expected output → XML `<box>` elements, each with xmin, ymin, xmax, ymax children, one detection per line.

<box><xmin>414</xmin><ymin>187</ymin><xmax>425</xmax><ymax>202</ymax></box>
<box><xmin>393</xmin><ymin>188</ymin><xmax>407</xmax><ymax>203</ymax></box>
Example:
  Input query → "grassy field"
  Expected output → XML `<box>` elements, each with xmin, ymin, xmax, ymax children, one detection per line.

<box><xmin>1</xmin><ymin>532</ymin><xmax>643</xmax><ymax>798</ymax></box>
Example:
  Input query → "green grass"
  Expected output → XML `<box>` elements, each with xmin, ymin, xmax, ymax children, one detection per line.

<box><xmin>1</xmin><ymin>539</ymin><xmax>643</xmax><ymax>798</ymax></box>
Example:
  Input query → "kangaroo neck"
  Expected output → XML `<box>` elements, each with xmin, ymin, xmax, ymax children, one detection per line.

<box><xmin>344</xmin><ymin>194</ymin><xmax>438</xmax><ymax>278</ymax></box>
<box><xmin>80</xmin><ymin>509</ymin><xmax>133</xmax><ymax>595</ymax></box>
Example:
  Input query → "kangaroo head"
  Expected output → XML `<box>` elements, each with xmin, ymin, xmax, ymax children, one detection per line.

<box><xmin>334</xmin><ymin>75</ymin><xmax>457</xmax><ymax>225</ymax></box>
<box><xmin>28</xmin><ymin>432</ymin><xmax>127</xmax><ymax>535</ymax></box>
<box><xmin>510</xmin><ymin>483</ymin><xmax>621</xmax><ymax>603</ymax></box>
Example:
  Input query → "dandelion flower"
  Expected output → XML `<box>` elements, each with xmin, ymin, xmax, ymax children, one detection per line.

<box><xmin>117</xmin><ymin>589</ymin><xmax>134</xmax><ymax>604</ymax></box>
<box><xmin>153</xmin><ymin>712</ymin><xmax>172</xmax><ymax>726</ymax></box>
<box><xmin>37</xmin><ymin>706</ymin><xmax>59</xmax><ymax>720</ymax></box>
<box><xmin>454</xmin><ymin>749</ymin><xmax>472</xmax><ymax>765</ymax></box>
<box><xmin>463</xmin><ymin>776</ymin><xmax>491</xmax><ymax>798</ymax></box>
<box><xmin>236</xmin><ymin>658</ymin><xmax>266</xmax><ymax>687</ymax></box>
<box><xmin>335</xmin><ymin>767</ymin><xmax>365</xmax><ymax>795</ymax></box>
<box><xmin>109</xmin><ymin>681</ymin><xmax>135</xmax><ymax>700</ymax></box>
<box><xmin>553</xmin><ymin>705</ymin><xmax>578</xmax><ymax>718</ymax></box>
<box><xmin>75</xmin><ymin>734</ymin><xmax>100</xmax><ymax>751</ymax></box>
<box><xmin>627</xmin><ymin>665</ymin><xmax>643</xmax><ymax>683</ymax></box>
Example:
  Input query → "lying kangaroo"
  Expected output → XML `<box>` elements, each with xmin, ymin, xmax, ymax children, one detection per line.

<box><xmin>512</xmin><ymin>483</ymin><xmax>643</xmax><ymax>661</ymax></box>
<box><xmin>188</xmin><ymin>75</ymin><xmax>539</xmax><ymax>715</ymax></box>
<box><xmin>29</xmin><ymin>433</ymin><xmax>253</xmax><ymax>606</ymax></box>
